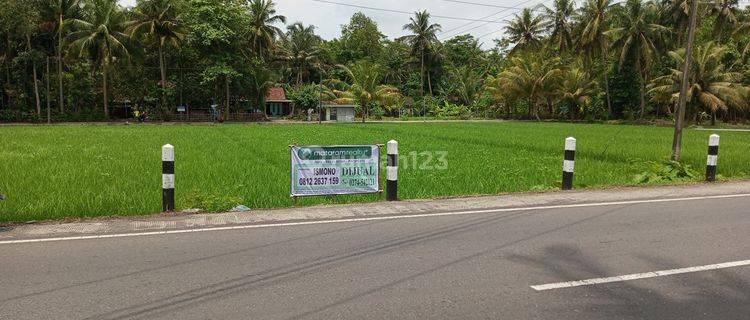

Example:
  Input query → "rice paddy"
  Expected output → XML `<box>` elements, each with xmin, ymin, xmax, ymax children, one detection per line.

<box><xmin>1</xmin><ymin>121</ymin><xmax>748</xmax><ymax>222</ymax></box>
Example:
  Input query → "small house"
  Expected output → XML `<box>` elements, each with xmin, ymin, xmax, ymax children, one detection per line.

<box><xmin>323</xmin><ymin>105</ymin><xmax>356</xmax><ymax>122</ymax></box>
<box><xmin>265</xmin><ymin>87</ymin><xmax>293</xmax><ymax>117</ymax></box>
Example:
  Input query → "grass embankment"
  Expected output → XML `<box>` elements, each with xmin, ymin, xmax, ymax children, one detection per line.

<box><xmin>1</xmin><ymin>122</ymin><xmax>748</xmax><ymax>222</ymax></box>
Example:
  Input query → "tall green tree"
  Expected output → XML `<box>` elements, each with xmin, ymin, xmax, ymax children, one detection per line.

<box><xmin>709</xmin><ymin>0</ymin><xmax>739</xmax><ymax>38</ymax></box>
<box><xmin>607</xmin><ymin>0</ymin><xmax>668</xmax><ymax>117</ymax></box>
<box><xmin>649</xmin><ymin>42</ymin><xmax>749</xmax><ymax>124</ymax></box>
<box><xmin>1</xmin><ymin>0</ymin><xmax>42</xmax><ymax>115</ymax></box>
<box><xmin>126</xmin><ymin>0</ymin><xmax>187</xmax><ymax>108</ymax></box>
<box><xmin>443</xmin><ymin>34</ymin><xmax>485</xmax><ymax>68</ymax></box>
<box><xmin>542</xmin><ymin>0</ymin><xmax>576</xmax><ymax>53</ymax></box>
<box><xmin>556</xmin><ymin>66</ymin><xmax>598</xmax><ymax>120</ymax></box>
<box><xmin>279</xmin><ymin>22</ymin><xmax>321</xmax><ymax>86</ymax></box>
<box><xmin>42</xmin><ymin>0</ymin><xmax>81</xmax><ymax>113</ymax></box>
<box><xmin>67</xmin><ymin>0</ymin><xmax>130</xmax><ymax>119</ymax></box>
<box><xmin>504</xmin><ymin>8</ymin><xmax>547</xmax><ymax>53</ymax></box>
<box><xmin>339</xmin><ymin>12</ymin><xmax>385</xmax><ymax>61</ymax></box>
<box><xmin>495</xmin><ymin>55</ymin><xmax>562</xmax><ymax>120</ymax></box>
<box><xmin>578</xmin><ymin>0</ymin><xmax>616</xmax><ymax>115</ymax></box>
<box><xmin>183</xmin><ymin>0</ymin><xmax>248</xmax><ymax>114</ymax></box>
<box><xmin>401</xmin><ymin>10</ymin><xmax>441</xmax><ymax>101</ymax></box>
<box><xmin>246</xmin><ymin>0</ymin><xmax>285</xmax><ymax>60</ymax></box>
<box><xmin>658</xmin><ymin>0</ymin><xmax>691</xmax><ymax>45</ymax></box>
<box><xmin>442</xmin><ymin>65</ymin><xmax>485</xmax><ymax>106</ymax></box>
<box><xmin>331</xmin><ymin>60</ymin><xmax>401</xmax><ymax>123</ymax></box>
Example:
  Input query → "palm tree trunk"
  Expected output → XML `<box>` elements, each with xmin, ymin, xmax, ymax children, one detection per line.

<box><xmin>158</xmin><ymin>41</ymin><xmax>167</xmax><ymax>109</ymax></box>
<box><xmin>602</xmin><ymin>44</ymin><xmax>613</xmax><ymax>117</ymax></box>
<box><xmin>58</xmin><ymin>14</ymin><xmax>64</xmax><ymax>113</ymax></box>
<box><xmin>427</xmin><ymin>69</ymin><xmax>433</xmax><ymax>96</ymax></box>
<box><xmin>102</xmin><ymin>65</ymin><xmax>109</xmax><ymax>119</ymax></box>
<box><xmin>548</xmin><ymin>100</ymin><xmax>554</xmax><ymax>116</ymax></box>
<box><xmin>638</xmin><ymin>62</ymin><xmax>646</xmax><ymax>119</ymax></box>
<box><xmin>570</xmin><ymin>102</ymin><xmax>577</xmax><ymax>121</ymax></box>
<box><xmin>46</xmin><ymin>56</ymin><xmax>51</xmax><ymax>123</ymax></box>
<box><xmin>638</xmin><ymin>79</ymin><xmax>646</xmax><ymax>118</ymax></box>
<box><xmin>27</xmin><ymin>34</ymin><xmax>41</xmax><ymax>117</ymax></box>
<box><xmin>420</xmin><ymin>50</ymin><xmax>425</xmax><ymax>116</ymax></box>
<box><xmin>225</xmin><ymin>76</ymin><xmax>230</xmax><ymax>120</ymax></box>
<box><xmin>711</xmin><ymin>111</ymin><xmax>717</xmax><ymax>126</ymax></box>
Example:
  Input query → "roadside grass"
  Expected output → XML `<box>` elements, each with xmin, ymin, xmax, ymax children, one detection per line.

<box><xmin>1</xmin><ymin>122</ymin><xmax>748</xmax><ymax>222</ymax></box>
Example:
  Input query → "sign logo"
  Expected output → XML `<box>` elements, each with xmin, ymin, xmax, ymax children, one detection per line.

<box><xmin>297</xmin><ymin>146</ymin><xmax>373</xmax><ymax>160</ymax></box>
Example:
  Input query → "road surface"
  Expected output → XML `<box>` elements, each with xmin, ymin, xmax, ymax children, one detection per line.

<box><xmin>1</xmin><ymin>194</ymin><xmax>749</xmax><ymax>319</ymax></box>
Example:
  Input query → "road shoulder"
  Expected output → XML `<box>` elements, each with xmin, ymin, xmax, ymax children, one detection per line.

<box><xmin>1</xmin><ymin>181</ymin><xmax>748</xmax><ymax>241</ymax></box>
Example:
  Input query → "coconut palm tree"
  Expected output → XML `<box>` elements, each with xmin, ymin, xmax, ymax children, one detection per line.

<box><xmin>577</xmin><ymin>0</ymin><xmax>616</xmax><ymax>115</ymax></box>
<box><xmin>331</xmin><ymin>60</ymin><xmax>402</xmax><ymax>123</ymax></box>
<box><xmin>648</xmin><ymin>42</ymin><xmax>749</xmax><ymax>124</ymax></box>
<box><xmin>504</xmin><ymin>8</ymin><xmax>547</xmax><ymax>53</ymax></box>
<box><xmin>279</xmin><ymin>22</ymin><xmax>321</xmax><ymax>86</ymax></box>
<box><xmin>733</xmin><ymin>21</ymin><xmax>750</xmax><ymax>59</ymax></box>
<box><xmin>401</xmin><ymin>10</ymin><xmax>441</xmax><ymax>100</ymax></box>
<box><xmin>247</xmin><ymin>0</ymin><xmax>286</xmax><ymax>60</ymax></box>
<box><xmin>556</xmin><ymin>67</ymin><xmax>598</xmax><ymax>120</ymax></box>
<box><xmin>125</xmin><ymin>0</ymin><xmax>186</xmax><ymax>108</ymax></box>
<box><xmin>484</xmin><ymin>75</ymin><xmax>508</xmax><ymax>117</ymax></box>
<box><xmin>67</xmin><ymin>0</ymin><xmax>130</xmax><ymax>119</ymax></box>
<box><xmin>607</xmin><ymin>0</ymin><xmax>668</xmax><ymax>117</ymax></box>
<box><xmin>43</xmin><ymin>0</ymin><xmax>81</xmax><ymax>113</ymax></box>
<box><xmin>496</xmin><ymin>55</ymin><xmax>562</xmax><ymax>120</ymax></box>
<box><xmin>542</xmin><ymin>0</ymin><xmax>576</xmax><ymax>53</ymax></box>
<box><xmin>440</xmin><ymin>65</ymin><xmax>485</xmax><ymax>106</ymax></box>
<box><xmin>709</xmin><ymin>0</ymin><xmax>739</xmax><ymax>38</ymax></box>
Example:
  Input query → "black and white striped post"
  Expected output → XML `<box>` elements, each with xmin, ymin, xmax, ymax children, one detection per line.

<box><xmin>386</xmin><ymin>140</ymin><xmax>398</xmax><ymax>201</ymax></box>
<box><xmin>562</xmin><ymin>137</ymin><xmax>576</xmax><ymax>190</ymax></box>
<box><xmin>162</xmin><ymin>144</ymin><xmax>175</xmax><ymax>212</ymax></box>
<box><xmin>706</xmin><ymin>134</ymin><xmax>720</xmax><ymax>182</ymax></box>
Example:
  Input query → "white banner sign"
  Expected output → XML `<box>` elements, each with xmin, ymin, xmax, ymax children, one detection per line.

<box><xmin>290</xmin><ymin>145</ymin><xmax>380</xmax><ymax>196</ymax></box>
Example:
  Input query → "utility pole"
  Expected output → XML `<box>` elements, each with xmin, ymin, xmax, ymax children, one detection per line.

<box><xmin>671</xmin><ymin>0</ymin><xmax>699</xmax><ymax>161</ymax></box>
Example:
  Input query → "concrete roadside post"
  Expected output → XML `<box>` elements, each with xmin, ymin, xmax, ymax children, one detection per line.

<box><xmin>162</xmin><ymin>144</ymin><xmax>175</xmax><ymax>212</ymax></box>
<box><xmin>706</xmin><ymin>134</ymin><xmax>720</xmax><ymax>182</ymax></box>
<box><xmin>562</xmin><ymin>137</ymin><xmax>576</xmax><ymax>190</ymax></box>
<box><xmin>387</xmin><ymin>140</ymin><xmax>398</xmax><ymax>201</ymax></box>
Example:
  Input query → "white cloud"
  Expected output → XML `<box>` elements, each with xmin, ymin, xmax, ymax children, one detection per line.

<box><xmin>118</xmin><ymin>0</ymin><xmax>541</xmax><ymax>47</ymax></box>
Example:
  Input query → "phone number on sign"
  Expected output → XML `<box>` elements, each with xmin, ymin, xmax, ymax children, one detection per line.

<box><xmin>298</xmin><ymin>177</ymin><xmax>341</xmax><ymax>186</ymax></box>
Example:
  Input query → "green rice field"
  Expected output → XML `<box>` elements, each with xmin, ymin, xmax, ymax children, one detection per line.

<box><xmin>1</xmin><ymin>122</ymin><xmax>748</xmax><ymax>223</ymax></box>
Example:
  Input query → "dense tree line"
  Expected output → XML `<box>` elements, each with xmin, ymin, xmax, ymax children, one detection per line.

<box><xmin>0</xmin><ymin>0</ymin><xmax>748</xmax><ymax>123</ymax></box>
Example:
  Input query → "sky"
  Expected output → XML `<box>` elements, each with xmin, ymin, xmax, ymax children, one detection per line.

<box><xmin>118</xmin><ymin>0</ymin><xmax>551</xmax><ymax>47</ymax></box>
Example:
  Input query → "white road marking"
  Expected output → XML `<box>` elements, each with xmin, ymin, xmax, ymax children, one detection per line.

<box><xmin>1</xmin><ymin>193</ymin><xmax>749</xmax><ymax>245</ymax></box>
<box><xmin>531</xmin><ymin>259</ymin><xmax>750</xmax><ymax>291</ymax></box>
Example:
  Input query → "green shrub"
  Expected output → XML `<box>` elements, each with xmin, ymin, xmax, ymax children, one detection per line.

<box><xmin>634</xmin><ymin>160</ymin><xmax>699</xmax><ymax>184</ymax></box>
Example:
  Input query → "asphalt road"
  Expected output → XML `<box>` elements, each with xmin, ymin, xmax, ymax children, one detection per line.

<box><xmin>1</xmin><ymin>196</ymin><xmax>750</xmax><ymax>319</ymax></box>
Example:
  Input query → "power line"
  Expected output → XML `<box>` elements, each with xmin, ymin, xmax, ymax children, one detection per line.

<box><xmin>439</xmin><ymin>8</ymin><xmax>515</xmax><ymax>36</ymax></box>
<box><xmin>439</xmin><ymin>0</ymin><xmax>552</xmax><ymax>40</ymax></box>
<box><xmin>439</xmin><ymin>0</ymin><xmax>527</xmax><ymax>9</ymax></box>
<box><xmin>311</xmin><ymin>0</ymin><xmax>506</xmax><ymax>24</ymax></box>
<box><xmin>474</xmin><ymin>0</ymin><xmax>631</xmax><ymax>42</ymax></box>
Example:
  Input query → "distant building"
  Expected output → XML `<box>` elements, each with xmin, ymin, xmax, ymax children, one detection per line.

<box><xmin>323</xmin><ymin>105</ymin><xmax>356</xmax><ymax>122</ymax></box>
<box><xmin>265</xmin><ymin>87</ymin><xmax>293</xmax><ymax>117</ymax></box>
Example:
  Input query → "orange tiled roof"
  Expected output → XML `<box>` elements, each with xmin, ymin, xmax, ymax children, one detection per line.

<box><xmin>266</xmin><ymin>87</ymin><xmax>291</xmax><ymax>102</ymax></box>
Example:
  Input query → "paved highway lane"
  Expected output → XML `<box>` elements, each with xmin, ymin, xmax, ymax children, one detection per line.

<box><xmin>1</xmin><ymin>196</ymin><xmax>749</xmax><ymax>319</ymax></box>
